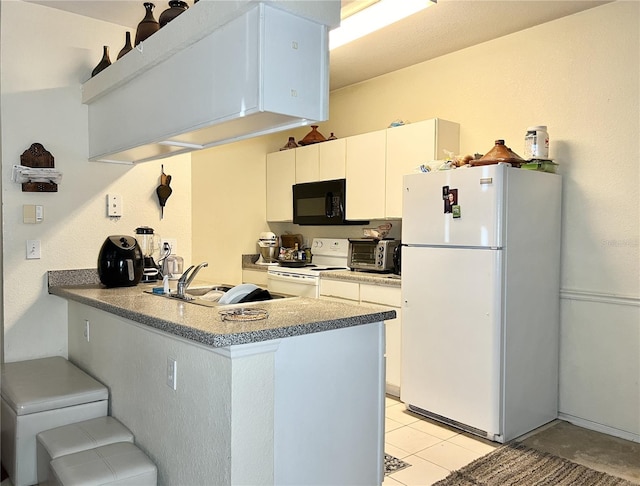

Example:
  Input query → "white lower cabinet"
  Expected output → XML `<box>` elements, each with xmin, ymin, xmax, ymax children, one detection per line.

<box><xmin>320</xmin><ymin>278</ymin><xmax>402</xmax><ymax>397</ymax></box>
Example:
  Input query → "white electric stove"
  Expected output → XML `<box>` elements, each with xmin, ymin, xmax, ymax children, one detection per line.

<box><xmin>267</xmin><ymin>238</ymin><xmax>349</xmax><ymax>298</ymax></box>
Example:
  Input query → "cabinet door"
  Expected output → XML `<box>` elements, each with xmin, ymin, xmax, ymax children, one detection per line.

<box><xmin>385</xmin><ymin>119</ymin><xmax>459</xmax><ymax>218</ymax></box>
<box><xmin>318</xmin><ymin>138</ymin><xmax>346</xmax><ymax>181</ymax></box>
<box><xmin>295</xmin><ymin>144</ymin><xmax>319</xmax><ymax>183</ymax></box>
<box><xmin>360</xmin><ymin>284</ymin><xmax>401</xmax><ymax>307</ymax></box>
<box><xmin>360</xmin><ymin>284</ymin><xmax>402</xmax><ymax>396</ymax></box>
<box><xmin>319</xmin><ymin>279</ymin><xmax>359</xmax><ymax>301</ymax></box>
<box><xmin>345</xmin><ymin>130</ymin><xmax>386</xmax><ymax>220</ymax></box>
<box><xmin>385</xmin><ymin>307</ymin><xmax>402</xmax><ymax>397</ymax></box>
<box><xmin>266</xmin><ymin>150</ymin><xmax>295</xmax><ymax>222</ymax></box>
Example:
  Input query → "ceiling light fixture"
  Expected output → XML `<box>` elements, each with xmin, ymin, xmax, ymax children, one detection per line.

<box><xmin>329</xmin><ymin>0</ymin><xmax>436</xmax><ymax>50</ymax></box>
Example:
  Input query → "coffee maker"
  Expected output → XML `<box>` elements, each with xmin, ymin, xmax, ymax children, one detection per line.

<box><xmin>256</xmin><ymin>232</ymin><xmax>279</xmax><ymax>265</ymax></box>
<box><xmin>135</xmin><ymin>226</ymin><xmax>160</xmax><ymax>282</ymax></box>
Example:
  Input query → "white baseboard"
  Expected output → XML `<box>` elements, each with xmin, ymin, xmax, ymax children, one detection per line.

<box><xmin>558</xmin><ymin>412</ymin><xmax>640</xmax><ymax>443</ymax></box>
<box><xmin>385</xmin><ymin>383</ymin><xmax>400</xmax><ymax>398</ymax></box>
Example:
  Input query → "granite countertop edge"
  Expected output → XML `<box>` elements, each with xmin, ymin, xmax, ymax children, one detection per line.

<box><xmin>317</xmin><ymin>270</ymin><xmax>401</xmax><ymax>287</ymax></box>
<box><xmin>48</xmin><ymin>270</ymin><xmax>396</xmax><ymax>348</ymax></box>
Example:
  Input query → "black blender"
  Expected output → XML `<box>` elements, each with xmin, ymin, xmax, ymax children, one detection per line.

<box><xmin>135</xmin><ymin>226</ymin><xmax>160</xmax><ymax>282</ymax></box>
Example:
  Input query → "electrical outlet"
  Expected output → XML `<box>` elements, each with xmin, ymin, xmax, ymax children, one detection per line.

<box><xmin>161</xmin><ymin>238</ymin><xmax>177</xmax><ymax>255</ymax></box>
<box><xmin>83</xmin><ymin>320</ymin><xmax>90</xmax><ymax>342</ymax></box>
<box><xmin>167</xmin><ymin>357</ymin><xmax>177</xmax><ymax>390</ymax></box>
<box><xmin>26</xmin><ymin>240</ymin><xmax>41</xmax><ymax>259</ymax></box>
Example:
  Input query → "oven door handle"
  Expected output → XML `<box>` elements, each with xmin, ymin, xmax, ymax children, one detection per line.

<box><xmin>267</xmin><ymin>272</ymin><xmax>317</xmax><ymax>285</ymax></box>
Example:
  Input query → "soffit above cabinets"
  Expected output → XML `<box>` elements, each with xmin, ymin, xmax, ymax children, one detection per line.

<box><xmin>82</xmin><ymin>1</ymin><xmax>340</xmax><ymax>164</ymax></box>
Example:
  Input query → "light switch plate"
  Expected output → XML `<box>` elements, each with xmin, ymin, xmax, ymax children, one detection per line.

<box><xmin>26</xmin><ymin>240</ymin><xmax>41</xmax><ymax>259</ymax></box>
<box><xmin>35</xmin><ymin>205</ymin><xmax>44</xmax><ymax>222</ymax></box>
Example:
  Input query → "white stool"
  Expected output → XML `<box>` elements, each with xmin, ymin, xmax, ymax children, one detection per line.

<box><xmin>49</xmin><ymin>442</ymin><xmax>157</xmax><ymax>486</ymax></box>
<box><xmin>36</xmin><ymin>416</ymin><xmax>134</xmax><ymax>484</ymax></box>
<box><xmin>1</xmin><ymin>357</ymin><xmax>109</xmax><ymax>486</ymax></box>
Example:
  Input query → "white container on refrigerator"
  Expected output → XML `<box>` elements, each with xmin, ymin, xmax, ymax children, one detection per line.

<box><xmin>400</xmin><ymin>164</ymin><xmax>562</xmax><ymax>443</ymax></box>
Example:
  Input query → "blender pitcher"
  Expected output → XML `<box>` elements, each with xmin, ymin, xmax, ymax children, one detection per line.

<box><xmin>135</xmin><ymin>226</ymin><xmax>160</xmax><ymax>282</ymax></box>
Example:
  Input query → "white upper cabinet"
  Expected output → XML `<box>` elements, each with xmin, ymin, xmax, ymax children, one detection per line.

<box><xmin>318</xmin><ymin>138</ymin><xmax>346</xmax><ymax>181</ymax></box>
<box><xmin>385</xmin><ymin>119</ymin><xmax>460</xmax><ymax>218</ymax></box>
<box><xmin>82</xmin><ymin>2</ymin><xmax>340</xmax><ymax>163</ymax></box>
<box><xmin>266</xmin><ymin>150</ymin><xmax>295</xmax><ymax>222</ymax></box>
<box><xmin>295</xmin><ymin>145</ymin><xmax>320</xmax><ymax>183</ymax></box>
<box><xmin>265</xmin><ymin>118</ymin><xmax>459</xmax><ymax>223</ymax></box>
<box><xmin>267</xmin><ymin>137</ymin><xmax>346</xmax><ymax>222</ymax></box>
<box><xmin>294</xmin><ymin>138</ymin><xmax>346</xmax><ymax>183</ymax></box>
<box><xmin>345</xmin><ymin>130</ymin><xmax>386</xmax><ymax>220</ymax></box>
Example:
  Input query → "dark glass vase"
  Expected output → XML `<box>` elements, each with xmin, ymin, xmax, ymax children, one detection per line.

<box><xmin>91</xmin><ymin>46</ymin><xmax>111</xmax><ymax>77</ymax></box>
<box><xmin>159</xmin><ymin>1</ymin><xmax>189</xmax><ymax>28</ymax></box>
<box><xmin>117</xmin><ymin>32</ymin><xmax>133</xmax><ymax>60</ymax></box>
<box><xmin>135</xmin><ymin>2</ymin><xmax>160</xmax><ymax>46</ymax></box>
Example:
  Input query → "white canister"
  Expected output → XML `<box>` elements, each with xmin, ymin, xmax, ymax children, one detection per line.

<box><xmin>524</xmin><ymin>126</ymin><xmax>549</xmax><ymax>159</ymax></box>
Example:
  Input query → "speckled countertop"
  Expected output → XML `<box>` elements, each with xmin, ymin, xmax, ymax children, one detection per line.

<box><xmin>242</xmin><ymin>254</ymin><xmax>278</xmax><ymax>271</ymax></box>
<box><xmin>48</xmin><ymin>269</ymin><xmax>396</xmax><ymax>348</ymax></box>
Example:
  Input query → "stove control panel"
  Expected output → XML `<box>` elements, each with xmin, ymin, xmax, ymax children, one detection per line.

<box><xmin>311</xmin><ymin>238</ymin><xmax>349</xmax><ymax>258</ymax></box>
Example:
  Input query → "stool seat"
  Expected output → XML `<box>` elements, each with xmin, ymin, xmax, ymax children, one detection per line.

<box><xmin>1</xmin><ymin>357</ymin><xmax>108</xmax><ymax>415</ymax></box>
<box><xmin>37</xmin><ymin>417</ymin><xmax>134</xmax><ymax>484</ymax></box>
<box><xmin>1</xmin><ymin>357</ymin><xmax>108</xmax><ymax>486</ymax></box>
<box><xmin>50</xmin><ymin>442</ymin><xmax>157</xmax><ymax>486</ymax></box>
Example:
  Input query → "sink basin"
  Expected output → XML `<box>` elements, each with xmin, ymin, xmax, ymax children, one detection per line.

<box><xmin>186</xmin><ymin>285</ymin><xmax>234</xmax><ymax>297</ymax></box>
<box><xmin>144</xmin><ymin>284</ymin><xmax>294</xmax><ymax>308</ymax></box>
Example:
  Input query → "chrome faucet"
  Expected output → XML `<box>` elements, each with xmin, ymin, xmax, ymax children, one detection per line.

<box><xmin>176</xmin><ymin>262</ymin><xmax>208</xmax><ymax>299</ymax></box>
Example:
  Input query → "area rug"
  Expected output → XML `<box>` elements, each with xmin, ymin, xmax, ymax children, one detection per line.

<box><xmin>433</xmin><ymin>442</ymin><xmax>636</xmax><ymax>486</ymax></box>
<box><xmin>385</xmin><ymin>453</ymin><xmax>411</xmax><ymax>475</ymax></box>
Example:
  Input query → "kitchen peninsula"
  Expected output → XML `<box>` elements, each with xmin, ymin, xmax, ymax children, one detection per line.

<box><xmin>48</xmin><ymin>270</ymin><xmax>394</xmax><ymax>485</ymax></box>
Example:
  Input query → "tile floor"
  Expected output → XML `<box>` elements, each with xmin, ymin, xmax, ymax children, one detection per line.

<box><xmin>383</xmin><ymin>395</ymin><xmax>640</xmax><ymax>486</ymax></box>
<box><xmin>383</xmin><ymin>395</ymin><xmax>499</xmax><ymax>485</ymax></box>
<box><xmin>2</xmin><ymin>397</ymin><xmax>638</xmax><ymax>486</ymax></box>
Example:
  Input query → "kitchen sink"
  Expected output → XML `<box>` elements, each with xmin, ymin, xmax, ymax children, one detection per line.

<box><xmin>144</xmin><ymin>284</ymin><xmax>294</xmax><ymax>308</ymax></box>
<box><xmin>185</xmin><ymin>285</ymin><xmax>234</xmax><ymax>297</ymax></box>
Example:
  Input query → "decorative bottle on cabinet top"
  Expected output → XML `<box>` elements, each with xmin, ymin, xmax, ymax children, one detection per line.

<box><xmin>159</xmin><ymin>1</ymin><xmax>189</xmax><ymax>28</ymax></box>
<box><xmin>135</xmin><ymin>2</ymin><xmax>160</xmax><ymax>46</ymax></box>
<box><xmin>298</xmin><ymin>125</ymin><xmax>326</xmax><ymax>146</ymax></box>
<box><xmin>117</xmin><ymin>32</ymin><xmax>133</xmax><ymax>60</ymax></box>
<box><xmin>280</xmin><ymin>137</ymin><xmax>298</xmax><ymax>151</ymax></box>
<box><xmin>91</xmin><ymin>46</ymin><xmax>111</xmax><ymax>77</ymax></box>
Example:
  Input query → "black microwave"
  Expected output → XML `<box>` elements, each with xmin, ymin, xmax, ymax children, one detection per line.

<box><xmin>292</xmin><ymin>178</ymin><xmax>369</xmax><ymax>226</ymax></box>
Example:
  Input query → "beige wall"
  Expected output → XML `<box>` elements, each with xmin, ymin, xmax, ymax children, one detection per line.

<box><xmin>0</xmin><ymin>1</ymin><xmax>193</xmax><ymax>362</ymax></box>
<box><xmin>192</xmin><ymin>2</ymin><xmax>639</xmax><ymax>440</ymax></box>
<box><xmin>191</xmin><ymin>137</ymin><xmax>271</xmax><ymax>284</ymax></box>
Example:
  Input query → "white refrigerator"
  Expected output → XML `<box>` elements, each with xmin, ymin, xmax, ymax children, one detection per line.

<box><xmin>400</xmin><ymin>164</ymin><xmax>562</xmax><ymax>443</ymax></box>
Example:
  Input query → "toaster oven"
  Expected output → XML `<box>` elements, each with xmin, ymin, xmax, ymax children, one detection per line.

<box><xmin>347</xmin><ymin>239</ymin><xmax>400</xmax><ymax>273</ymax></box>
